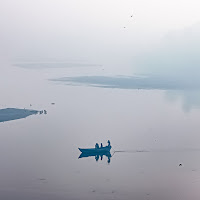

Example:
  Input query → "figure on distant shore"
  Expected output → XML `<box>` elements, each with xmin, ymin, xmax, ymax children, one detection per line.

<box><xmin>107</xmin><ymin>140</ymin><xmax>111</xmax><ymax>147</ymax></box>
<box><xmin>95</xmin><ymin>143</ymin><xmax>99</xmax><ymax>149</ymax></box>
<box><xmin>101</xmin><ymin>143</ymin><xmax>103</xmax><ymax>148</ymax></box>
<box><xmin>39</xmin><ymin>110</ymin><xmax>43</xmax><ymax>114</ymax></box>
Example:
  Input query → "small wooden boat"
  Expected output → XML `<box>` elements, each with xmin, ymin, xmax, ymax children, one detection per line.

<box><xmin>78</xmin><ymin>146</ymin><xmax>111</xmax><ymax>153</ymax></box>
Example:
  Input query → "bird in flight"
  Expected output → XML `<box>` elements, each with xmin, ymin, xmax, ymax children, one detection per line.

<box><xmin>123</xmin><ymin>13</ymin><xmax>134</xmax><ymax>29</ymax></box>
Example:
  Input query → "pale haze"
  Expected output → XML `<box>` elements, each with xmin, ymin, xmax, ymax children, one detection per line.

<box><xmin>1</xmin><ymin>1</ymin><xmax>200</xmax><ymax>200</ymax></box>
<box><xmin>1</xmin><ymin>0</ymin><xmax>200</xmax><ymax>66</ymax></box>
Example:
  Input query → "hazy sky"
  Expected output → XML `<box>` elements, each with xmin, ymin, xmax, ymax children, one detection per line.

<box><xmin>1</xmin><ymin>0</ymin><xmax>200</xmax><ymax>63</ymax></box>
<box><xmin>134</xmin><ymin>21</ymin><xmax>200</xmax><ymax>75</ymax></box>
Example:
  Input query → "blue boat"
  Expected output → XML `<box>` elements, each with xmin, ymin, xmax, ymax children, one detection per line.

<box><xmin>79</xmin><ymin>151</ymin><xmax>111</xmax><ymax>159</ymax></box>
<box><xmin>78</xmin><ymin>145</ymin><xmax>111</xmax><ymax>153</ymax></box>
<box><xmin>78</xmin><ymin>150</ymin><xmax>112</xmax><ymax>163</ymax></box>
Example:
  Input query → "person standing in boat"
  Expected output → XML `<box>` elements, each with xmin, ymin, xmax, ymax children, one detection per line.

<box><xmin>100</xmin><ymin>143</ymin><xmax>103</xmax><ymax>148</ymax></box>
<box><xmin>107</xmin><ymin>140</ymin><xmax>111</xmax><ymax>147</ymax></box>
<box><xmin>95</xmin><ymin>143</ymin><xmax>99</xmax><ymax>149</ymax></box>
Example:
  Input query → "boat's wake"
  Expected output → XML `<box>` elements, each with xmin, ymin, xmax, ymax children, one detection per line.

<box><xmin>113</xmin><ymin>150</ymin><xmax>150</xmax><ymax>153</ymax></box>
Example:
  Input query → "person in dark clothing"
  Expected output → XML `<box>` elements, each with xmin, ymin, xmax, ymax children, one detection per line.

<box><xmin>95</xmin><ymin>143</ymin><xmax>99</xmax><ymax>149</ymax></box>
<box><xmin>95</xmin><ymin>155</ymin><xmax>99</xmax><ymax>161</ymax></box>
<box><xmin>107</xmin><ymin>140</ymin><xmax>111</xmax><ymax>147</ymax></box>
<box><xmin>101</xmin><ymin>143</ymin><xmax>103</xmax><ymax>148</ymax></box>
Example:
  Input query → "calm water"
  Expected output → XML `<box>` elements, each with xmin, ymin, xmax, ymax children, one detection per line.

<box><xmin>1</xmin><ymin>63</ymin><xmax>200</xmax><ymax>199</ymax></box>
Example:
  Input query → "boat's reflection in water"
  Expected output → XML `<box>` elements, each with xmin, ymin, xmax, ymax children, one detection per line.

<box><xmin>79</xmin><ymin>151</ymin><xmax>112</xmax><ymax>164</ymax></box>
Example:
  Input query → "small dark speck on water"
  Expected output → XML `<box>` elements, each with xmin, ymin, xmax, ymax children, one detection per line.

<box><xmin>179</xmin><ymin>163</ymin><xmax>182</xmax><ymax>166</ymax></box>
<box><xmin>39</xmin><ymin>178</ymin><xmax>46</xmax><ymax>181</ymax></box>
<box><xmin>51</xmin><ymin>103</ymin><xmax>55</xmax><ymax>105</ymax></box>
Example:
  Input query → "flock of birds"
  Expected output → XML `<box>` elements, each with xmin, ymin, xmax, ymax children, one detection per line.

<box><xmin>123</xmin><ymin>14</ymin><xmax>134</xmax><ymax>29</ymax></box>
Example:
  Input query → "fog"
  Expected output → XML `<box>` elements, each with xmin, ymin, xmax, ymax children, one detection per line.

<box><xmin>1</xmin><ymin>0</ymin><xmax>200</xmax><ymax>67</ymax></box>
<box><xmin>134</xmin><ymin>22</ymin><xmax>200</xmax><ymax>80</ymax></box>
<box><xmin>1</xmin><ymin>0</ymin><xmax>200</xmax><ymax>112</ymax></box>
<box><xmin>2</xmin><ymin>1</ymin><xmax>200</xmax><ymax>199</ymax></box>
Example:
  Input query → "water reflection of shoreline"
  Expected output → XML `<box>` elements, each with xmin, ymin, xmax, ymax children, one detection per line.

<box><xmin>165</xmin><ymin>90</ymin><xmax>200</xmax><ymax>112</ymax></box>
<box><xmin>79</xmin><ymin>152</ymin><xmax>112</xmax><ymax>164</ymax></box>
<box><xmin>52</xmin><ymin>75</ymin><xmax>200</xmax><ymax>112</ymax></box>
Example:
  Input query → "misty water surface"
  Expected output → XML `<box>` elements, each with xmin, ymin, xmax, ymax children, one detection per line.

<box><xmin>0</xmin><ymin>63</ymin><xmax>200</xmax><ymax>200</ymax></box>
<box><xmin>1</xmin><ymin>0</ymin><xmax>200</xmax><ymax>199</ymax></box>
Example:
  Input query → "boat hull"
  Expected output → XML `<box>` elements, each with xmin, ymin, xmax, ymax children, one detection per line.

<box><xmin>79</xmin><ymin>151</ymin><xmax>111</xmax><ymax>159</ymax></box>
<box><xmin>78</xmin><ymin>146</ymin><xmax>111</xmax><ymax>153</ymax></box>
